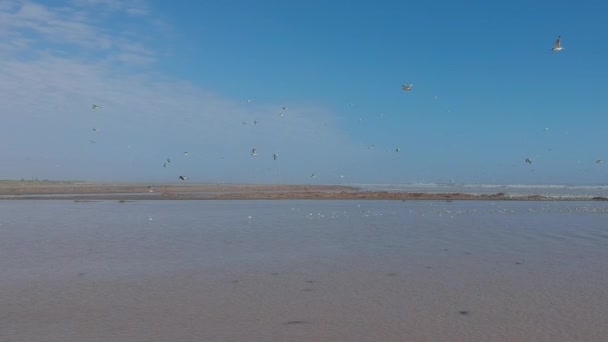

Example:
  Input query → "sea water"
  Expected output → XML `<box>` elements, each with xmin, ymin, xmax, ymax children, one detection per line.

<box><xmin>1</xmin><ymin>200</ymin><xmax>607</xmax><ymax>341</ymax></box>
<box><xmin>355</xmin><ymin>183</ymin><xmax>608</xmax><ymax>199</ymax></box>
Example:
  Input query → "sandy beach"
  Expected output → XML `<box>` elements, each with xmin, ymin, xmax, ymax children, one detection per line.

<box><xmin>2</xmin><ymin>180</ymin><xmax>604</xmax><ymax>201</ymax></box>
<box><xmin>2</xmin><ymin>199</ymin><xmax>608</xmax><ymax>341</ymax></box>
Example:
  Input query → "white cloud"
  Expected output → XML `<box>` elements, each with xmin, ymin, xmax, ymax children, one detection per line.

<box><xmin>0</xmin><ymin>1</ymin><xmax>371</xmax><ymax>183</ymax></box>
<box><xmin>70</xmin><ymin>0</ymin><xmax>148</xmax><ymax>16</ymax></box>
<box><xmin>0</xmin><ymin>0</ymin><xmax>156</xmax><ymax>63</ymax></box>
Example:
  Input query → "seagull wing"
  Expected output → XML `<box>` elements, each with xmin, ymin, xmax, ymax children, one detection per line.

<box><xmin>554</xmin><ymin>36</ymin><xmax>561</xmax><ymax>49</ymax></box>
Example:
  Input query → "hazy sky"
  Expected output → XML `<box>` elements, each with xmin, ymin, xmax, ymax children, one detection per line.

<box><xmin>1</xmin><ymin>0</ymin><xmax>606</xmax><ymax>184</ymax></box>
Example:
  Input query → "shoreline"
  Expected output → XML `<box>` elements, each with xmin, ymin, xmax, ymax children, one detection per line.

<box><xmin>1</xmin><ymin>181</ymin><xmax>606</xmax><ymax>201</ymax></box>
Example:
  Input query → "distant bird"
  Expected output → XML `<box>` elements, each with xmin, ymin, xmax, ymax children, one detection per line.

<box><xmin>247</xmin><ymin>99</ymin><xmax>252</xmax><ymax>103</ymax></box>
<box><xmin>552</xmin><ymin>36</ymin><xmax>565</xmax><ymax>52</ymax></box>
<box><xmin>395</xmin><ymin>147</ymin><xmax>400</xmax><ymax>152</ymax></box>
<box><xmin>369</xmin><ymin>145</ymin><xmax>375</xmax><ymax>150</ymax></box>
<box><xmin>242</xmin><ymin>121</ymin><xmax>247</xmax><ymax>125</ymax></box>
<box><xmin>525</xmin><ymin>158</ymin><xmax>532</xmax><ymax>164</ymax></box>
<box><xmin>166</xmin><ymin>158</ymin><xmax>171</xmax><ymax>163</ymax></box>
<box><xmin>251</xmin><ymin>148</ymin><xmax>257</xmax><ymax>156</ymax></box>
<box><xmin>90</xmin><ymin>140</ymin><xmax>96</xmax><ymax>144</ymax></box>
<box><xmin>282</xmin><ymin>107</ymin><xmax>288</xmax><ymax>110</ymax></box>
<box><xmin>254</xmin><ymin>120</ymin><xmax>258</xmax><ymax>125</ymax></box>
<box><xmin>178</xmin><ymin>176</ymin><xmax>188</xmax><ymax>180</ymax></box>
<box><xmin>163</xmin><ymin>163</ymin><xmax>168</xmax><ymax>168</ymax></box>
<box><xmin>92</xmin><ymin>128</ymin><xmax>100</xmax><ymax>132</ymax></box>
<box><xmin>184</xmin><ymin>152</ymin><xmax>189</xmax><ymax>156</ymax></box>
<box><xmin>402</xmin><ymin>84</ymin><xmax>413</xmax><ymax>91</ymax></box>
<box><xmin>91</xmin><ymin>104</ymin><xmax>100</xmax><ymax>109</ymax></box>
<box><xmin>597</xmin><ymin>159</ymin><xmax>604</xmax><ymax>164</ymax></box>
<box><xmin>273</xmin><ymin>153</ymin><xmax>278</xmax><ymax>160</ymax></box>
<box><xmin>310</xmin><ymin>173</ymin><xmax>316</xmax><ymax>178</ymax></box>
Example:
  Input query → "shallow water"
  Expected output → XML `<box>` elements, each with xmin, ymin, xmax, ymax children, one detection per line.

<box><xmin>1</xmin><ymin>200</ymin><xmax>607</xmax><ymax>341</ymax></box>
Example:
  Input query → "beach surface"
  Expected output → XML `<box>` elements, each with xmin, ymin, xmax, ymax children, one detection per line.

<box><xmin>2</xmin><ymin>180</ymin><xmax>603</xmax><ymax>201</ymax></box>
<box><xmin>1</xmin><ymin>200</ymin><xmax>608</xmax><ymax>341</ymax></box>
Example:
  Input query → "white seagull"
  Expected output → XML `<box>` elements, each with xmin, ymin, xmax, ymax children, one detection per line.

<box><xmin>402</xmin><ymin>84</ymin><xmax>413</xmax><ymax>91</ymax></box>
<box><xmin>178</xmin><ymin>176</ymin><xmax>189</xmax><ymax>180</ymax></box>
<box><xmin>552</xmin><ymin>36</ymin><xmax>564</xmax><ymax>52</ymax></box>
<box><xmin>91</xmin><ymin>104</ymin><xmax>101</xmax><ymax>109</ymax></box>
<box><xmin>273</xmin><ymin>153</ymin><xmax>278</xmax><ymax>160</ymax></box>
<box><xmin>251</xmin><ymin>148</ymin><xmax>257</xmax><ymax>156</ymax></box>
<box><xmin>525</xmin><ymin>158</ymin><xmax>533</xmax><ymax>164</ymax></box>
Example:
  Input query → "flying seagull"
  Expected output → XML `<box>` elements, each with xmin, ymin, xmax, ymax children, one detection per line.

<box><xmin>525</xmin><ymin>158</ymin><xmax>532</xmax><ymax>164</ymax></box>
<box><xmin>91</xmin><ymin>104</ymin><xmax>101</xmax><ymax>109</ymax></box>
<box><xmin>597</xmin><ymin>159</ymin><xmax>604</xmax><ymax>164</ymax></box>
<box><xmin>166</xmin><ymin>158</ymin><xmax>171</xmax><ymax>163</ymax></box>
<box><xmin>251</xmin><ymin>148</ymin><xmax>257</xmax><ymax>156</ymax></box>
<box><xmin>178</xmin><ymin>176</ymin><xmax>189</xmax><ymax>180</ymax></box>
<box><xmin>402</xmin><ymin>84</ymin><xmax>413</xmax><ymax>91</ymax></box>
<box><xmin>310</xmin><ymin>173</ymin><xmax>316</xmax><ymax>178</ymax></box>
<box><xmin>395</xmin><ymin>147</ymin><xmax>400</xmax><ymax>152</ymax></box>
<box><xmin>552</xmin><ymin>36</ymin><xmax>564</xmax><ymax>52</ymax></box>
<box><xmin>92</xmin><ymin>128</ymin><xmax>100</xmax><ymax>132</ymax></box>
<box><xmin>90</xmin><ymin>140</ymin><xmax>96</xmax><ymax>144</ymax></box>
<box><xmin>282</xmin><ymin>107</ymin><xmax>288</xmax><ymax>110</ymax></box>
<box><xmin>273</xmin><ymin>153</ymin><xmax>278</xmax><ymax>160</ymax></box>
<box><xmin>184</xmin><ymin>152</ymin><xmax>189</xmax><ymax>156</ymax></box>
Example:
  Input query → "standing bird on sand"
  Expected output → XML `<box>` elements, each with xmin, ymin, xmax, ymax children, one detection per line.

<box><xmin>552</xmin><ymin>36</ymin><xmax>565</xmax><ymax>52</ymax></box>
<box><xmin>402</xmin><ymin>84</ymin><xmax>413</xmax><ymax>91</ymax></box>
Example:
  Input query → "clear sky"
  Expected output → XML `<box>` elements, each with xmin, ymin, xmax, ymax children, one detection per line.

<box><xmin>1</xmin><ymin>0</ymin><xmax>606</xmax><ymax>185</ymax></box>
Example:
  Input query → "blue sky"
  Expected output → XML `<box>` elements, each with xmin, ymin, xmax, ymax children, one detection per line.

<box><xmin>0</xmin><ymin>0</ymin><xmax>606</xmax><ymax>184</ymax></box>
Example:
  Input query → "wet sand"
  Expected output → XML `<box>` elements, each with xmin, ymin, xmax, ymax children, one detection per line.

<box><xmin>1</xmin><ymin>200</ymin><xmax>608</xmax><ymax>341</ymax></box>
<box><xmin>2</xmin><ymin>180</ymin><xmax>603</xmax><ymax>201</ymax></box>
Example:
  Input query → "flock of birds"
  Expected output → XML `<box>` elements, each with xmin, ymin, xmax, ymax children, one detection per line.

<box><xmin>85</xmin><ymin>36</ymin><xmax>602</xmax><ymax>182</ymax></box>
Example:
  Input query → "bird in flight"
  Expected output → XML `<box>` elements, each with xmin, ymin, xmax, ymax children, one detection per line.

<box><xmin>91</xmin><ymin>104</ymin><xmax>101</xmax><ymax>109</ymax></box>
<box><xmin>402</xmin><ymin>84</ymin><xmax>413</xmax><ymax>91</ymax></box>
<box><xmin>596</xmin><ymin>159</ymin><xmax>604</xmax><ymax>164</ymax></box>
<box><xmin>273</xmin><ymin>153</ymin><xmax>278</xmax><ymax>160</ymax></box>
<box><xmin>552</xmin><ymin>36</ymin><xmax>565</xmax><ymax>52</ymax></box>
<box><xmin>178</xmin><ymin>176</ymin><xmax>189</xmax><ymax>180</ymax></box>
<box><xmin>525</xmin><ymin>158</ymin><xmax>532</xmax><ymax>164</ymax></box>
<box><xmin>251</xmin><ymin>148</ymin><xmax>257</xmax><ymax>156</ymax></box>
